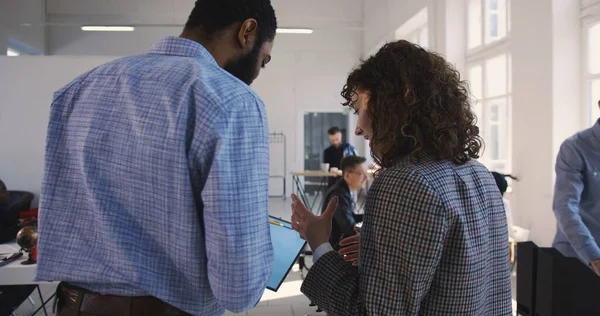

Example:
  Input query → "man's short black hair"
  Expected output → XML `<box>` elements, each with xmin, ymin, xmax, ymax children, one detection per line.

<box><xmin>328</xmin><ymin>127</ymin><xmax>341</xmax><ymax>135</ymax></box>
<box><xmin>340</xmin><ymin>156</ymin><xmax>366</xmax><ymax>173</ymax></box>
<box><xmin>185</xmin><ymin>0</ymin><xmax>277</xmax><ymax>44</ymax></box>
<box><xmin>491</xmin><ymin>172</ymin><xmax>517</xmax><ymax>196</ymax></box>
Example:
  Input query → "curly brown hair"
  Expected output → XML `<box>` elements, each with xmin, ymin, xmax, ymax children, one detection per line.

<box><xmin>341</xmin><ymin>40</ymin><xmax>483</xmax><ymax>168</ymax></box>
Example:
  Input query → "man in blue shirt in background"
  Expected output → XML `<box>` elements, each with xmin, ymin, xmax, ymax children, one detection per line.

<box><xmin>36</xmin><ymin>1</ymin><xmax>277</xmax><ymax>315</ymax></box>
<box><xmin>553</xmin><ymin>100</ymin><xmax>600</xmax><ymax>275</ymax></box>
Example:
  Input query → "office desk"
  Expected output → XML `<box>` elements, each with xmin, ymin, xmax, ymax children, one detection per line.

<box><xmin>0</xmin><ymin>242</ymin><xmax>55</xmax><ymax>316</ymax></box>
<box><xmin>291</xmin><ymin>171</ymin><xmax>338</xmax><ymax>213</ymax></box>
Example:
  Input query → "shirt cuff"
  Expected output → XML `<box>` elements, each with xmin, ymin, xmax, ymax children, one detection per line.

<box><xmin>580</xmin><ymin>243</ymin><xmax>600</xmax><ymax>265</ymax></box>
<box><xmin>312</xmin><ymin>242</ymin><xmax>334</xmax><ymax>264</ymax></box>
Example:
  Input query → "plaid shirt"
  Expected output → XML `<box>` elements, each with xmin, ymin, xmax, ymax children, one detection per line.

<box><xmin>35</xmin><ymin>37</ymin><xmax>273</xmax><ymax>316</ymax></box>
<box><xmin>302</xmin><ymin>155</ymin><xmax>512</xmax><ymax>315</ymax></box>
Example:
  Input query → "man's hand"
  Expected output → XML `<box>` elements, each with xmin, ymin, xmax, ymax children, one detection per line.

<box><xmin>339</xmin><ymin>226</ymin><xmax>361</xmax><ymax>266</ymax></box>
<box><xmin>291</xmin><ymin>194</ymin><xmax>338</xmax><ymax>250</ymax></box>
<box><xmin>591</xmin><ymin>259</ymin><xmax>600</xmax><ymax>275</ymax></box>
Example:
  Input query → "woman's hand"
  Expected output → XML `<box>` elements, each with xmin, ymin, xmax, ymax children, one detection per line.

<box><xmin>290</xmin><ymin>194</ymin><xmax>338</xmax><ymax>250</ymax></box>
<box><xmin>339</xmin><ymin>226</ymin><xmax>361</xmax><ymax>266</ymax></box>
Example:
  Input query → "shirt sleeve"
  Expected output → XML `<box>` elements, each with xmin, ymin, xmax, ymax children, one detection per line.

<box><xmin>301</xmin><ymin>169</ymin><xmax>447</xmax><ymax>315</ymax></box>
<box><xmin>193</xmin><ymin>91</ymin><xmax>273</xmax><ymax>313</ymax></box>
<box><xmin>312</xmin><ymin>242</ymin><xmax>334</xmax><ymax>263</ymax></box>
<box><xmin>553</xmin><ymin>140</ymin><xmax>600</xmax><ymax>264</ymax></box>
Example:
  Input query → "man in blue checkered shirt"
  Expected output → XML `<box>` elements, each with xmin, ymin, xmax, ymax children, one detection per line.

<box><xmin>35</xmin><ymin>1</ymin><xmax>277</xmax><ymax>315</ymax></box>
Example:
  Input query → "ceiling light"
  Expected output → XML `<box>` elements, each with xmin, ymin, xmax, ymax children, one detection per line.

<box><xmin>276</xmin><ymin>28</ymin><xmax>313</xmax><ymax>34</ymax></box>
<box><xmin>81</xmin><ymin>26</ymin><xmax>135</xmax><ymax>32</ymax></box>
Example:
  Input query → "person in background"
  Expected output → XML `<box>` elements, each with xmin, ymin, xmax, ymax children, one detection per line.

<box><xmin>291</xmin><ymin>40</ymin><xmax>512</xmax><ymax>315</ymax></box>
<box><xmin>321</xmin><ymin>155</ymin><xmax>367</xmax><ymax>250</ymax></box>
<box><xmin>323</xmin><ymin>127</ymin><xmax>357</xmax><ymax>187</ymax></box>
<box><xmin>0</xmin><ymin>179</ymin><xmax>16</xmax><ymax>243</ymax></box>
<box><xmin>492</xmin><ymin>172</ymin><xmax>518</xmax><ymax>234</ymax></box>
<box><xmin>553</xmin><ymin>101</ymin><xmax>600</xmax><ymax>275</ymax></box>
<box><xmin>36</xmin><ymin>1</ymin><xmax>277</xmax><ymax>315</ymax></box>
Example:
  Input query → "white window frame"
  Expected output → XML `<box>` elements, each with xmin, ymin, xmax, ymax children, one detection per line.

<box><xmin>466</xmin><ymin>0</ymin><xmax>512</xmax><ymax>174</ymax></box>
<box><xmin>467</xmin><ymin>53</ymin><xmax>512</xmax><ymax>174</ymax></box>
<box><xmin>467</xmin><ymin>0</ymin><xmax>511</xmax><ymax>53</ymax></box>
<box><xmin>582</xmin><ymin>6</ymin><xmax>600</xmax><ymax>126</ymax></box>
<box><xmin>7</xmin><ymin>48</ymin><xmax>20</xmax><ymax>56</ymax></box>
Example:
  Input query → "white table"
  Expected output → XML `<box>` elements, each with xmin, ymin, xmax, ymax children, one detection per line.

<box><xmin>0</xmin><ymin>242</ymin><xmax>37</xmax><ymax>285</ymax></box>
<box><xmin>0</xmin><ymin>242</ymin><xmax>56</xmax><ymax>316</ymax></box>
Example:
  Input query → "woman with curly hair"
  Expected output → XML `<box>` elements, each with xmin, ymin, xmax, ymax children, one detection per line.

<box><xmin>291</xmin><ymin>40</ymin><xmax>512</xmax><ymax>315</ymax></box>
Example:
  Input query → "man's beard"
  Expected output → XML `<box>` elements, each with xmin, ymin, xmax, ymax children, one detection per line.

<box><xmin>224</xmin><ymin>45</ymin><xmax>261</xmax><ymax>85</ymax></box>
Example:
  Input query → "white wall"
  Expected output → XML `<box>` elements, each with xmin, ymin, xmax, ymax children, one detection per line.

<box><xmin>363</xmin><ymin>0</ymin><xmax>435</xmax><ymax>53</ymax></box>
<box><xmin>1</xmin><ymin>30</ymin><xmax>362</xmax><ymax>202</ymax></box>
<box><xmin>0</xmin><ymin>56</ymin><xmax>117</xmax><ymax>206</ymax></box>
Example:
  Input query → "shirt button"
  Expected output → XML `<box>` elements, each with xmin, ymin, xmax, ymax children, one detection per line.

<box><xmin>594</xmin><ymin>172</ymin><xmax>598</xmax><ymax>177</ymax></box>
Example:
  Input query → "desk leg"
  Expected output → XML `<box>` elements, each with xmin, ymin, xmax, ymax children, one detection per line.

<box><xmin>31</xmin><ymin>285</ymin><xmax>51</xmax><ymax>316</ymax></box>
<box><xmin>310</xmin><ymin>177</ymin><xmax>329</xmax><ymax>215</ymax></box>
<box><xmin>292</xmin><ymin>175</ymin><xmax>311</xmax><ymax>209</ymax></box>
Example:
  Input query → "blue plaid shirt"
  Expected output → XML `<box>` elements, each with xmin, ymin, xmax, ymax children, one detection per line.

<box><xmin>35</xmin><ymin>37</ymin><xmax>273</xmax><ymax>316</ymax></box>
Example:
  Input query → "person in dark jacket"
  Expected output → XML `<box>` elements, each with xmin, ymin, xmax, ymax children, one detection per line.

<box><xmin>321</xmin><ymin>155</ymin><xmax>367</xmax><ymax>250</ymax></box>
<box><xmin>323</xmin><ymin>127</ymin><xmax>357</xmax><ymax>187</ymax></box>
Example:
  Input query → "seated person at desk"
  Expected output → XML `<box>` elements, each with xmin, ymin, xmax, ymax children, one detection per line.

<box><xmin>322</xmin><ymin>155</ymin><xmax>367</xmax><ymax>250</ymax></box>
<box><xmin>323</xmin><ymin>127</ymin><xmax>356</xmax><ymax>187</ymax></box>
<box><xmin>0</xmin><ymin>179</ymin><xmax>17</xmax><ymax>243</ymax></box>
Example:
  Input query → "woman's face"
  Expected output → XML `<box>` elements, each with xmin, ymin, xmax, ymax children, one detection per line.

<box><xmin>351</xmin><ymin>90</ymin><xmax>373</xmax><ymax>144</ymax></box>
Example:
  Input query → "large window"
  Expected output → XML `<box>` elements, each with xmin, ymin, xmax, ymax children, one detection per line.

<box><xmin>586</xmin><ymin>21</ymin><xmax>600</xmax><ymax>125</ymax></box>
<box><xmin>468</xmin><ymin>54</ymin><xmax>512</xmax><ymax>173</ymax></box>
<box><xmin>468</xmin><ymin>0</ymin><xmax>510</xmax><ymax>50</ymax></box>
<box><xmin>7</xmin><ymin>48</ymin><xmax>19</xmax><ymax>56</ymax></box>
<box><xmin>467</xmin><ymin>0</ymin><xmax>511</xmax><ymax>173</ymax></box>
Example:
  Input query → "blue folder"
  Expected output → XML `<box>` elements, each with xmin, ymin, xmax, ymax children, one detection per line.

<box><xmin>266</xmin><ymin>215</ymin><xmax>306</xmax><ymax>291</ymax></box>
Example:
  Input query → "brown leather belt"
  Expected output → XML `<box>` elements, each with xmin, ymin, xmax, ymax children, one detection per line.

<box><xmin>55</xmin><ymin>282</ymin><xmax>192</xmax><ymax>316</ymax></box>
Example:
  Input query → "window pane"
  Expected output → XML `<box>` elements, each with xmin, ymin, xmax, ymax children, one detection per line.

<box><xmin>419</xmin><ymin>27</ymin><xmax>429</xmax><ymax>49</ymax></box>
<box><xmin>489</xmin><ymin>124</ymin><xmax>500</xmax><ymax>160</ymax></box>
<box><xmin>469</xmin><ymin>65</ymin><xmax>483</xmax><ymax>100</ymax></box>
<box><xmin>485</xmin><ymin>0</ymin><xmax>507</xmax><ymax>44</ymax></box>
<box><xmin>591</xmin><ymin>79</ymin><xmax>600</xmax><ymax>126</ymax></box>
<box><xmin>507</xmin><ymin>0</ymin><xmax>511</xmax><ymax>33</ymax></box>
<box><xmin>508</xmin><ymin>54</ymin><xmax>512</xmax><ymax>93</ymax></box>
<box><xmin>468</xmin><ymin>65</ymin><xmax>483</xmax><ymax>125</ymax></box>
<box><xmin>490</xmin><ymin>104</ymin><xmax>499</xmax><ymax>121</ymax></box>
<box><xmin>486</xmin><ymin>98</ymin><xmax>507</xmax><ymax>161</ymax></box>
<box><xmin>589</xmin><ymin>23</ymin><xmax>600</xmax><ymax>75</ymax></box>
<box><xmin>485</xmin><ymin>54</ymin><xmax>508</xmax><ymax>98</ymax></box>
<box><xmin>468</xmin><ymin>0</ymin><xmax>482</xmax><ymax>49</ymax></box>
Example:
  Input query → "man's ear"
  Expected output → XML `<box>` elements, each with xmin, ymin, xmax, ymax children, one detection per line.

<box><xmin>237</xmin><ymin>18</ymin><xmax>258</xmax><ymax>50</ymax></box>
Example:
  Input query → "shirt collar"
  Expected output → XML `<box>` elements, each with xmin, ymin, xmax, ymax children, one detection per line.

<box><xmin>148</xmin><ymin>37</ymin><xmax>218</xmax><ymax>66</ymax></box>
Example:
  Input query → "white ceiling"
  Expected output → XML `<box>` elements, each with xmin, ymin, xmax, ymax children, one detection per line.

<box><xmin>43</xmin><ymin>0</ymin><xmax>364</xmax><ymax>30</ymax></box>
